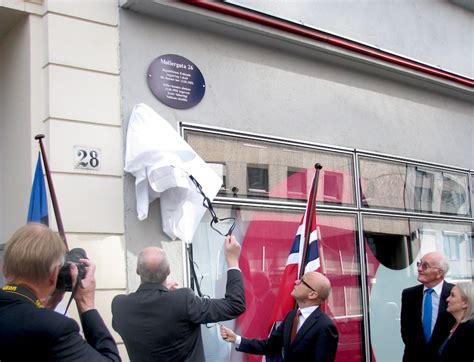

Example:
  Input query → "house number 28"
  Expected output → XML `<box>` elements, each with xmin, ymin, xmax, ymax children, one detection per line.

<box><xmin>74</xmin><ymin>146</ymin><xmax>101</xmax><ymax>170</ymax></box>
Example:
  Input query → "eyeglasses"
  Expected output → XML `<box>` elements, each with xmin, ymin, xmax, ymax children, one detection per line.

<box><xmin>299</xmin><ymin>278</ymin><xmax>317</xmax><ymax>292</ymax></box>
<box><xmin>416</xmin><ymin>261</ymin><xmax>441</xmax><ymax>271</ymax></box>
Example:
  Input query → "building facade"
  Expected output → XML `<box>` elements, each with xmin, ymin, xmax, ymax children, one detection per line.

<box><xmin>0</xmin><ymin>1</ymin><xmax>473</xmax><ymax>361</ymax></box>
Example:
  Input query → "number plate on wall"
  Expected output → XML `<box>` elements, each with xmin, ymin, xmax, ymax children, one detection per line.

<box><xmin>74</xmin><ymin>146</ymin><xmax>101</xmax><ymax>170</ymax></box>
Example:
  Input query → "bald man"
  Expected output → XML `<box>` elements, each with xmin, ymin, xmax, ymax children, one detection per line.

<box><xmin>220</xmin><ymin>271</ymin><xmax>338</xmax><ymax>362</ymax></box>
<box><xmin>111</xmin><ymin>235</ymin><xmax>245</xmax><ymax>362</ymax></box>
<box><xmin>401</xmin><ymin>252</ymin><xmax>455</xmax><ymax>362</ymax></box>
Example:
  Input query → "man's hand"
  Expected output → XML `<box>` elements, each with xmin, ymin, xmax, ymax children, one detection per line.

<box><xmin>72</xmin><ymin>258</ymin><xmax>96</xmax><ymax>314</ymax></box>
<box><xmin>165</xmin><ymin>280</ymin><xmax>179</xmax><ymax>290</ymax></box>
<box><xmin>220</xmin><ymin>324</ymin><xmax>237</xmax><ymax>343</ymax></box>
<box><xmin>224</xmin><ymin>235</ymin><xmax>241</xmax><ymax>268</ymax></box>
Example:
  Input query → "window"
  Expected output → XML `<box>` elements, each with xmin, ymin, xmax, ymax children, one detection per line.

<box><xmin>209</xmin><ymin>162</ymin><xmax>227</xmax><ymax>195</ymax></box>
<box><xmin>0</xmin><ymin>244</ymin><xmax>4</xmax><ymax>285</ymax></box>
<box><xmin>363</xmin><ymin>215</ymin><xmax>472</xmax><ymax>362</ymax></box>
<box><xmin>469</xmin><ymin>236</ymin><xmax>474</xmax><ymax>260</ymax></box>
<box><xmin>443</xmin><ymin>232</ymin><xmax>462</xmax><ymax>261</ymax></box>
<box><xmin>414</xmin><ymin>169</ymin><xmax>434</xmax><ymax>213</ymax></box>
<box><xmin>247</xmin><ymin>165</ymin><xmax>268</xmax><ymax>196</ymax></box>
<box><xmin>192</xmin><ymin>206</ymin><xmax>363</xmax><ymax>360</ymax></box>
<box><xmin>287</xmin><ymin>167</ymin><xmax>307</xmax><ymax>199</ymax></box>
<box><xmin>324</xmin><ymin>171</ymin><xmax>343</xmax><ymax>204</ymax></box>
<box><xmin>441</xmin><ymin>174</ymin><xmax>468</xmax><ymax>215</ymax></box>
<box><xmin>359</xmin><ymin>156</ymin><xmax>470</xmax><ymax>216</ymax></box>
<box><xmin>183</xmin><ymin>129</ymin><xmax>356</xmax><ymax>206</ymax></box>
<box><xmin>182</xmin><ymin>124</ymin><xmax>474</xmax><ymax>362</ymax></box>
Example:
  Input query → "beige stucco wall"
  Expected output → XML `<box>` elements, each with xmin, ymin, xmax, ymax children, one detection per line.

<box><xmin>0</xmin><ymin>0</ymin><xmax>127</xmax><ymax>359</ymax></box>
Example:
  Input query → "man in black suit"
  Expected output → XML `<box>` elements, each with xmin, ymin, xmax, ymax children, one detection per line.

<box><xmin>0</xmin><ymin>223</ymin><xmax>120</xmax><ymax>361</ymax></box>
<box><xmin>220</xmin><ymin>271</ymin><xmax>338</xmax><ymax>362</ymax></box>
<box><xmin>400</xmin><ymin>251</ymin><xmax>455</xmax><ymax>362</ymax></box>
<box><xmin>111</xmin><ymin>235</ymin><xmax>246</xmax><ymax>362</ymax></box>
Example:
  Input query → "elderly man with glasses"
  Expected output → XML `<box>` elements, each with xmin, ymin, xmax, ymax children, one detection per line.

<box><xmin>220</xmin><ymin>271</ymin><xmax>338</xmax><ymax>362</ymax></box>
<box><xmin>400</xmin><ymin>251</ymin><xmax>455</xmax><ymax>362</ymax></box>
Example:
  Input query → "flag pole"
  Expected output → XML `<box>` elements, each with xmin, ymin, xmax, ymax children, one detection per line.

<box><xmin>34</xmin><ymin>134</ymin><xmax>68</xmax><ymax>249</ymax></box>
<box><xmin>298</xmin><ymin>163</ymin><xmax>322</xmax><ymax>279</ymax></box>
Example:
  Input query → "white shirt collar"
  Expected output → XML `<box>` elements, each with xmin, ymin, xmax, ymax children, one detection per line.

<box><xmin>298</xmin><ymin>305</ymin><xmax>319</xmax><ymax>320</ymax></box>
<box><xmin>424</xmin><ymin>280</ymin><xmax>444</xmax><ymax>296</ymax></box>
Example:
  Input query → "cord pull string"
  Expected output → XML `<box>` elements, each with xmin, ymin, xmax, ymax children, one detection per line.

<box><xmin>188</xmin><ymin>175</ymin><xmax>235</xmax><ymax>236</ymax></box>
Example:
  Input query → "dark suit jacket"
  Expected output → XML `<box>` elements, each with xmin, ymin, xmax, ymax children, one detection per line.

<box><xmin>238</xmin><ymin>307</ymin><xmax>339</xmax><ymax>362</ymax></box>
<box><xmin>112</xmin><ymin>269</ymin><xmax>245</xmax><ymax>362</ymax></box>
<box><xmin>400</xmin><ymin>281</ymin><xmax>455</xmax><ymax>362</ymax></box>
<box><xmin>439</xmin><ymin>319</ymin><xmax>474</xmax><ymax>362</ymax></box>
<box><xmin>0</xmin><ymin>290</ymin><xmax>120</xmax><ymax>361</ymax></box>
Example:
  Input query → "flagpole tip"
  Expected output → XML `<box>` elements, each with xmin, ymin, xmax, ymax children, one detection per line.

<box><xmin>314</xmin><ymin>163</ymin><xmax>322</xmax><ymax>170</ymax></box>
<box><xmin>35</xmin><ymin>134</ymin><xmax>45</xmax><ymax>140</ymax></box>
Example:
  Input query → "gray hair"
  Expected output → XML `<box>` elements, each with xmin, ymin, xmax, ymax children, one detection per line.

<box><xmin>456</xmin><ymin>282</ymin><xmax>474</xmax><ymax>323</ymax></box>
<box><xmin>137</xmin><ymin>248</ymin><xmax>170</xmax><ymax>284</ymax></box>
<box><xmin>437</xmin><ymin>255</ymin><xmax>449</xmax><ymax>276</ymax></box>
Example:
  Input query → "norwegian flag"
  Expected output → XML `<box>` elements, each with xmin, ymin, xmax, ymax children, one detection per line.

<box><xmin>266</xmin><ymin>170</ymin><xmax>321</xmax><ymax>360</ymax></box>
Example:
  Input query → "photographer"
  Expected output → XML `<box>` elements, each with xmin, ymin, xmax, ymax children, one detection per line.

<box><xmin>0</xmin><ymin>223</ymin><xmax>120</xmax><ymax>361</ymax></box>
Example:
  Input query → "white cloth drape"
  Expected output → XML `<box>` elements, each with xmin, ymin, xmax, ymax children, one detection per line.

<box><xmin>124</xmin><ymin>103</ymin><xmax>222</xmax><ymax>242</ymax></box>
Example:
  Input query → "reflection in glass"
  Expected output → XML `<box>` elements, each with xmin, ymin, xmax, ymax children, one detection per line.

<box><xmin>192</xmin><ymin>206</ymin><xmax>363</xmax><ymax>362</ymax></box>
<box><xmin>364</xmin><ymin>215</ymin><xmax>474</xmax><ymax>362</ymax></box>
<box><xmin>360</xmin><ymin>157</ymin><xmax>470</xmax><ymax>216</ymax></box>
<box><xmin>184</xmin><ymin>131</ymin><xmax>356</xmax><ymax>206</ymax></box>
<box><xmin>247</xmin><ymin>165</ymin><xmax>269</xmax><ymax>196</ymax></box>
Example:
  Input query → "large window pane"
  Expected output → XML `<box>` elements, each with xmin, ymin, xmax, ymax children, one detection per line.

<box><xmin>0</xmin><ymin>244</ymin><xmax>4</xmax><ymax>285</ymax></box>
<box><xmin>363</xmin><ymin>215</ymin><xmax>473</xmax><ymax>362</ymax></box>
<box><xmin>192</xmin><ymin>206</ymin><xmax>363</xmax><ymax>362</ymax></box>
<box><xmin>184</xmin><ymin>130</ymin><xmax>356</xmax><ymax>206</ymax></box>
<box><xmin>360</xmin><ymin>157</ymin><xmax>470</xmax><ymax>216</ymax></box>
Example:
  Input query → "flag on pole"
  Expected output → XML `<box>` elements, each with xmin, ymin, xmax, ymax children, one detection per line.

<box><xmin>267</xmin><ymin>172</ymin><xmax>320</xmax><ymax>349</ymax></box>
<box><xmin>27</xmin><ymin>152</ymin><xmax>49</xmax><ymax>225</ymax></box>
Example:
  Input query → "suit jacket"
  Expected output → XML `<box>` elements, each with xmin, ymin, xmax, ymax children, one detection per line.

<box><xmin>400</xmin><ymin>281</ymin><xmax>455</xmax><ymax>362</ymax></box>
<box><xmin>238</xmin><ymin>307</ymin><xmax>339</xmax><ymax>362</ymax></box>
<box><xmin>112</xmin><ymin>269</ymin><xmax>245</xmax><ymax>362</ymax></box>
<box><xmin>0</xmin><ymin>289</ymin><xmax>120</xmax><ymax>362</ymax></box>
<box><xmin>439</xmin><ymin>319</ymin><xmax>474</xmax><ymax>362</ymax></box>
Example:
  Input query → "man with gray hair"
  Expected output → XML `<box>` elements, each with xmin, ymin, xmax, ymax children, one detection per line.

<box><xmin>0</xmin><ymin>223</ymin><xmax>120</xmax><ymax>361</ymax></box>
<box><xmin>111</xmin><ymin>235</ymin><xmax>246</xmax><ymax>362</ymax></box>
<box><xmin>401</xmin><ymin>251</ymin><xmax>455</xmax><ymax>362</ymax></box>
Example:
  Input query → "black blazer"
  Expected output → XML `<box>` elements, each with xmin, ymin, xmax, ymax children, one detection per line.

<box><xmin>0</xmin><ymin>290</ymin><xmax>120</xmax><ymax>361</ymax></box>
<box><xmin>400</xmin><ymin>281</ymin><xmax>455</xmax><ymax>362</ymax></box>
<box><xmin>112</xmin><ymin>269</ymin><xmax>245</xmax><ymax>362</ymax></box>
<box><xmin>439</xmin><ymin>319</ymin><xmax>474</xmax><ymax>362</ymax></box>
<box><xmin>238</xmin><ymin>307</ymin><xmax>339</xmax><ymax>362</ymax></box>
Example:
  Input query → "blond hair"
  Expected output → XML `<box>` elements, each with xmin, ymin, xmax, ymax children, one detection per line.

<box><xmin>457</xmin><ymin>282</ymin><xmax>474</xmax><ymax>323</ymax></box>
<box><xmin>3</xmin><ymin>223</ymin><xmax>66</xmax><ymax>284</ymax></box>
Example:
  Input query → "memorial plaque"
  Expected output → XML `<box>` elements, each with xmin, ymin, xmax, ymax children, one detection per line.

<box><xmin>147</xmin><ymin>54</ymin><xmax>206</xmax><ymax>109</ymax></box>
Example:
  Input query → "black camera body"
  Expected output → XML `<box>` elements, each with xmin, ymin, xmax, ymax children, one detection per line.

<box><xmin>56</xmin><ymin>248</ymin><xmax>87</xmax><ymax>291</ymax></box>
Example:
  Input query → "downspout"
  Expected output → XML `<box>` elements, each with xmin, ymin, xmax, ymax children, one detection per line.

<box><xmin>184</xmin><ymin>1</ymin><xmax>474</xmax><ymax>89</ymax></box>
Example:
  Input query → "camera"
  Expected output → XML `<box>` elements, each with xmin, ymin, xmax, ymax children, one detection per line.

<box><xmin>56</xmin><ymin>248</ymin><xmax>87</xmax><ymax>291</ymax></box>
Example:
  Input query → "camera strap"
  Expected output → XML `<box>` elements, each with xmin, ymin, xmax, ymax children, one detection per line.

<box><xmin>2</xmin><ymin>284</ymin><xmax>42</xmax><ymax>308</ymax></box>
<box><xmin>63</xmin><ymin>280</ymin><xmax>80</xmax><ymax>315</ymax></box>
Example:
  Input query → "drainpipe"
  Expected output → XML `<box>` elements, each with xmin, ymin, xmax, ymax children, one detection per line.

<box><xmin>184</xmin><ymin>1</ymin><xmax>474</xmax><ymax>88</ymax></box>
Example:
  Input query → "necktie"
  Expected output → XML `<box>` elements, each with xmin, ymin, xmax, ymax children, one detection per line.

<box><xmin>423</xmin><ymin>288</ymin><xmax>434</xmax><ymax>343</ymax></box>
<box><xmin>290</xmin><ymin>309</ymin><xmax>301</xmax><ymax>343</ymax></box>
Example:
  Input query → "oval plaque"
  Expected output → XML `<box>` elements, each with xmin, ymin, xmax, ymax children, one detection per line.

<box><xmin>147</xmin><ymin>54</ymin><xmax>206</xmax><ymax>109</ymax></box>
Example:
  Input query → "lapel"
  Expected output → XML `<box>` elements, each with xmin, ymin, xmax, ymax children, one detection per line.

<box><xmin>414</xmin><ymin>284</ymin><xmax>424</xmax><ymax>313</ymax></box>
<box><xmin>436</xmin><ymin>282</ymin><xmax>450</xmax><ymax>319</ymax></box>
<box><xmin>283</xmin><ymin>309</ymin><xmax>297</xmax><ymax>351</ymax></box>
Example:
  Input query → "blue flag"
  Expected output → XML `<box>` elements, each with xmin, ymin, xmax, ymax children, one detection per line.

<box><xmin>27</xmin><ymin>153</ymin><xmax>49</xmax><ymax>225</ymax></box>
